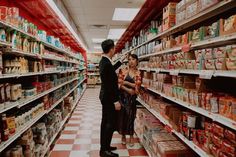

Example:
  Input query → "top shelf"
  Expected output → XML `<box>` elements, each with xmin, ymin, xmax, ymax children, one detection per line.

<box><xmin>0</xmin><ymin>20</ymin><xmax>80</xmax><ymax>61</ymax></box>
<box><xmin>122</xmin><ymin>0</ymin><xmax>236</xmax><ymax>54</ymax></box>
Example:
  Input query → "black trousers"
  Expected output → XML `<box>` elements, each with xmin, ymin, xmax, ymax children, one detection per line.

<box><xmin>100</xmin><ymin>101</ymin><xmax>117</xmax><ymax>151</ymax></box>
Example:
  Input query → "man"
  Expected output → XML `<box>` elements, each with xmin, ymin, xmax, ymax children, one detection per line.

<box><xmin>99</xmin><ymin>39</ymin><xmax>126</xmax><ymax>157</ymax></box>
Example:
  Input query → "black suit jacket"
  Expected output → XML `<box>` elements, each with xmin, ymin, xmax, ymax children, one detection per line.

<box><xmin>99</xmin><ymin>56</ymin><xmax>122</xmax><ymax>108</ymax></box>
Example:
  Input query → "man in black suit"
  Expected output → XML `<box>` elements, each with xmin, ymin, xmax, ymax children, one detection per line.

<box><xmin>99</xmin><ymin>39</ymin><xmax>125</xmax><ymax>157</ymax></box>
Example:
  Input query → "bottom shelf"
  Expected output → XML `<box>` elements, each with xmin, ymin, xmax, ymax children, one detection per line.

<box><xmin>135</xmin><ymin>132</ymin><xmax>152</xmax><ymax>157</ymax></box>
<box><xmin>136</xmin><ymin>97</ymin><xmax>210</xmax><ymax>157</ymax></box>
<box><xmin>42</xmin><ymin>88</ymin><xmax>86</xmax><ymax>157</ymax></box>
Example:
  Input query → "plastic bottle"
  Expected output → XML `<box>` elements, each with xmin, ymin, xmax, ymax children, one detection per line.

<box><xmin>0</xmin><ymin>29</ymin><xmax>6</xmax><ymax>41</ymax></box>
<box><xmin>11</xmin><ymin>31</ymin><xmax>17</xmax><ymax>49</ymax></box>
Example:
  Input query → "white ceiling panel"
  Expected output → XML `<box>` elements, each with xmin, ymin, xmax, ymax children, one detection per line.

<box><xmin>62</xmin><ymin>0</ymin><xmax>145</xmax><ymax>51</ymax></box>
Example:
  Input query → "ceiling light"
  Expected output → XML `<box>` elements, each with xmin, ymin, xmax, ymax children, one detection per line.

<box><xmin>108</xmin><ymin>29</ymin><xmax>126</xmax><ymax>40</ymax></box>
<box><xmin>94</xmin><ymin>46</ymin><xmax>102</xmax><ymax>49</ymax></box>
<box><xmin>112</xmin><ymin>8</ymin><xmax>140</xmax><ymax>21</ymax></box>
<box><xmin>92</xmin><ymin>38</ymin><xmax>106</xmax><ymax>44</ymax></box>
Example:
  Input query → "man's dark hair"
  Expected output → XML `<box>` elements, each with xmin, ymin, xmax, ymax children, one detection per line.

<box><xmin>101</xmin><ymin>39</ymin><xmax>115</xmax><ymax>54</ymax></box>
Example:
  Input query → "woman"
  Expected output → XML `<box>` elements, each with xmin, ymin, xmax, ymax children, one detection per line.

<box><xmin>117</xmin><ymin>54</ymin><xmax>141</xmax><ymax>147</ymax></box>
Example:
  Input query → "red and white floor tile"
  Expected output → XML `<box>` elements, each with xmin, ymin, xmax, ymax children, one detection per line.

<box><xmin>50</xmin><ymin>87</ymin><xmax>148</xmax><ymax>157</ymax></box>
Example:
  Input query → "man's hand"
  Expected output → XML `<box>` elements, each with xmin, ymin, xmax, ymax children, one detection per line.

<box><xmin>114</xmin><ymin>102</ymin><xmax>121</xmax><ymax>111</ymax></box>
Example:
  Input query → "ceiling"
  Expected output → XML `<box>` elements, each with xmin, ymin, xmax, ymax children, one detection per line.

<box><xmin>62</xmin><ymin>0</ymin><xmax>145</xmax><ymax>52</ymax></box>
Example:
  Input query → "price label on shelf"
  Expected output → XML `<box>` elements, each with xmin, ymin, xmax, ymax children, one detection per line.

<box><xmin>170</xmin><ymin>70</ymin><xmax>179</xmax><ymax>76</ymax></box>
<box><xmin>155</xmin><ymin>69</ymin><xmax>160</xmax><ymax>73</ymax></box>
<box><xmin>146</xmin><ymin>68</ymin><xmax>151</xmax><ymax>72</ymax></box>
<box><xmin>199</xmin><ymin>70</ymin><xmax>214</xmax><ymax>79</ymax></box>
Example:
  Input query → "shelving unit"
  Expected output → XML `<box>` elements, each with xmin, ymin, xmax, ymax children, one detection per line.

<box><xmin>139</xmin><ymin>68</ymin><xmax>236</xmax><ymax>78</ymax></box>
<box><xmin>41</xmin><ymin>87</ymin><xmax>86</xmax><ymax>157</ymax></box>
<box><xmin>120</xmin><ymin>0</ymin><xmax>236</xmax><ymax>55</ymax></box>
<box><xmin>116</xmin><ymin>0</ymin><xmax>236</xmax><ymax>156</ymax></box>
<box><xmin>141</xmin><ymin>84</ymin><xmax>236</xmax><ymax>131</ymax></box>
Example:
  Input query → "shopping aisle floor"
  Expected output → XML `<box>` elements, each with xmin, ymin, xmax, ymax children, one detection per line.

<box><xmin>50</xmin><ymin>87</ymin><xmax>148</xmax><ymax>157</ymax></box>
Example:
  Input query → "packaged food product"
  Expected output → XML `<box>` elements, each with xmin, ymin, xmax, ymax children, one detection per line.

<box><xmin>176</xmin><ymin>0</ymin><xmax>186</xmax><ymax>13</ymax></box>
<box><xmin>203</xmin><ymin>21</ymin><xmax>220</xmax><ymax>39</ymax></box>
<box><xmin>195</xmin><ymin>50</ymin><xmax>205</xmax><ymax>61</ymax></box>
<box><xmin>205</xmin><ymin>59</ymin><xmax>216</xmax><ymax>70</ymax></box>
<box><xmin>0</xmin><ymin>7</ymin><xmax>8</xmax><ymax>21</ymax></box>
<box><xmin>163</xmin><ymin>15</ymin><xmax>176</xmax><ymax>31</ymax></box>
<box><xmin>226</xmin><ymin>45</ymin><xmax>236</xmax><ymax>60</ymax></box>
<box><xmin>176</xmin><ymin>10</ymin><xmax>186</xmax><ymax>24</ymax></box>
<box><xmin>214</xmin><ymin>47</ymin><xmax>227</xmax><ymax>59</ymax></box>
<box><xmin>186</xmin><ymin>0</ymin><xmax>198</xmax><ymax>19</ymax></box>
<box><xmin>163</xmin><ymin>2</ymin><xmax>177</xmax><ymax>19</ymax></box>
<box><xmin>198</xmin><ymin>0</ymin><xmax>219</xmax><ymax>11</ymax></box>
<box><xmin>220</xmin><ymin>15</ymin><xmax>236</xmax><ymax>36</ymax></box>
<box><xmin>212</xmin><ymin>123</ymin><xmax>224</xmax><ymax>137</ymax></box>
<box><xmin>215</xmin><ymin>58</ymin><xmax>226</xmax><ymax>70</ymax></box>
<box><xmin>221</xmin><ymin>140</ymin><xmax>235</xmax><ymax>155</ymax></box>
<box><xmin>224</xmin><ymin>129</ymin><xmax>236</xmax><ymax>144</ymax></box>
<box><xmin>226</xmin><ymin>58</ymin><xmax>236</xmax><ymax>70</ymax></box>
<box><xmin>204</xmin><ymin>48</ymin><xmax>214</xmax><ymax>59</ymax></box>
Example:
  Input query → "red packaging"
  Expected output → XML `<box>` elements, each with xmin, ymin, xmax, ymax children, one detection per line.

<box><xmin>0</xmin><ymin>6</ymin><xmax>8</xmax><ymax>21</ymax></box>
<box><xmin>8</xmin><ymin>7</ymin><xmax>19</xmax><ymax>18</ymax></box>
<box><xmin>219</xmin><ymin>152</ymin><xmax>235</xmax><ymax>157</ymax></box>
<box><xmin>213</xmin><ymin>123</ymin><xmax>224</xmax><ymax>138</ymax></box>
<box><xmin>212</xmin><ymin>134</ymin><xmax>223</xmax><ymax>148</ymax></box>
<box><xmin>210</xmin><ymin>144</ymin><xmax>221</xmax><ymax>157</ymax></box>
<box><xmin>224</xmin><ymin>129</ymin><xmax>236</xmax><ymax>144</ymax></box>
<box><xmin>222</xmin><ymin>140</ymin><xmax>235</xmax><ymax>155</ymax></box>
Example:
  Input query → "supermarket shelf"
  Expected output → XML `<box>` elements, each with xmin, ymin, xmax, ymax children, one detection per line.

<box><xmin>139</xmin><ymin>68</ymin><xmax>236</xmax><ymax>78</ymax></box>
<box><xmin>136</xmin><ymin>97</ymin><xmax>210</xmax><ymax>157</ymax></box>
<box><xmin>0</xmin><ymin>110</ymin><xmax>47</xmax><ymax>152</ymax></box>
<box><xmin>0</xmin><ymin>69</ymin><xmax>77</xmax><ymax>79</ymax></box>
<box><xmin>43</xmin><ymin>88</ymin><xmax>86</xmax><ymax>157</ymax></box>
<box><xmin>0</xmin><ymin>81</ymin><xmax>86</xmax><ymax>153</ymax></box>
<box><xmin>139</xmin><ymin>33</ymin><xmax>236</xmax><ymax>59</ymax></box>
<box><xmin>122</xmin><ymin>0</ymin><xmax>236</xmax><ymax>55</ymax></box>
<box><xmin>0</xmin><ymin>20</ymin><xmax>37</xmax><ymax>40</ymax></box>
<box><xmin>0</xmin><ymin>20</ymin><xmax>79</xmax><ymax>61</ymax></box>
<box><xmin>17</xmin><ymin>77</ymin><xmax>78</xmax><ymax>108</ymax></box>
<box><xmin>41</xmin><ymin>55</ymin><xmax>79</xmax><ymax>64</ymax></box>
<box><xmin>0</xmin><ymin>40</ymin><xmax>12</xmax><ymax>47</ymax></box>
<box><xmin>0</xmin><ymin>77</ymin><xmax>79</xmax><ymax>114</ymax></box>
<box><xmin>46</xmin><ymin>80</ymin><xmax>81</xmax><ymax>114</ymax></box>
<box><xmin>141</xmin><ymin>86</ymin><xmax>236</xmax><ymax>130</ymax></box>
<box><xmin>4</xmin><ymin>48</ymin><xmax>40</xmax><ymax>58</ymax></box>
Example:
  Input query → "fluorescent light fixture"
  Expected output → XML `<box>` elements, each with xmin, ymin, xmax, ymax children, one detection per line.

<box><xmin>108</xmin><ymin>29</ymin><xmax>126</xmax><ymax>40</ymax></box>
<box><xmin>92</xmin><ymin>38</ymin><xmax>106</xmax><ymax>43</ymax></box>
<box><xmin>113</xmin><ymin>8</ymin><xmax>140</xmax><ymax>21</ymax></box>
<box><xmin>94</xmin><ymin>46</ymin><xmax>102</xmax><ymax>49</ymax></box>
<box><xmin>45</xmin><ymin>0</ymin><xmax>88</xmax><ymax>51</ymax></box>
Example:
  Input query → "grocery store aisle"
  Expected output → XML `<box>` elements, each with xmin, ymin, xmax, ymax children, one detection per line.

<box><xmin>50</xmin><ymin>87</ymin><xmax>148</xmax><ymax>157</ymax></box>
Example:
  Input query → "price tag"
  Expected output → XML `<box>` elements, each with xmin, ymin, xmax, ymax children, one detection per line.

<box><xmin>146</xmin><ymin>68</ymin><xmax>151</xmax><ymax>72</ymax></box>
<box><xmin>155</xmin><ymin>68</ymin><xmax>160</xmax><ymax>73</ymax></box>
<box><xmin>170</xmin><ymin>69</ymin><xmax>179</xmax><ymax>76</ymax></box>
<box><xmin>199</xmin><ymin>70</ymin><xmax>214</xmax><ymax>79</ymax></box>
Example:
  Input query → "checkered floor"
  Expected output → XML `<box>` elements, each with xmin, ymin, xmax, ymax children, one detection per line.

<box><xmin>50</xmin><ymin>87</ymin><xmax>148</xmax><ymax>157</ymax></box>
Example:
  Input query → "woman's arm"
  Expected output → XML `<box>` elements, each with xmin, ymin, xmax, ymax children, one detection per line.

<box><xmin>120</xmin><ymin>85</ymin><xmax>136</xmax><ymax>95</ymax></box>
<box><xmin>123</xmin><ymin>81</ymin><xmax>136</xmax><ymax>88</ymax></box>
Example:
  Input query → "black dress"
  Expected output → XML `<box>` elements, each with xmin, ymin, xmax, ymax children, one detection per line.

<box><xmin>118</xmin><ymin>74</ymin><xmax>137</xmax><ymax>136</ymax></box>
